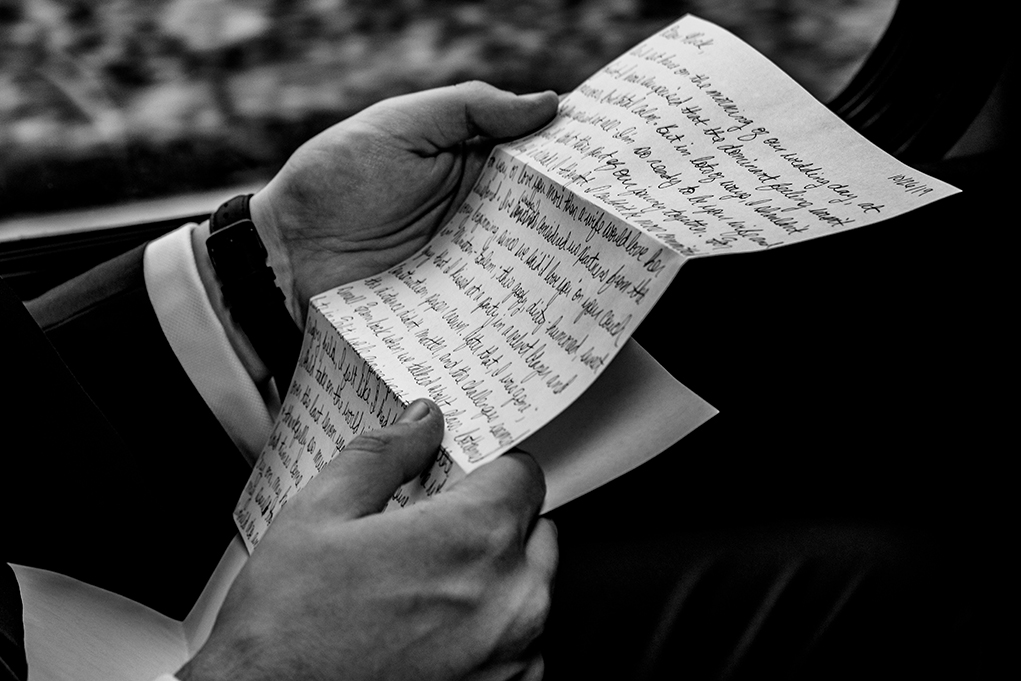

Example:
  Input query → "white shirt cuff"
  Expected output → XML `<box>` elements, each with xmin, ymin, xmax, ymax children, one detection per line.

<box><xmin>144</xmin><ymin>224</ymin><xmax>274</xmax><ymax>462</ymax></box>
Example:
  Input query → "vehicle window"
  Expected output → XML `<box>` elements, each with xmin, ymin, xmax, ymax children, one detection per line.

<box><xmin>0</xmin><ymin>0</ymin><xmax>896</xmax><ymax>236</ymax></box>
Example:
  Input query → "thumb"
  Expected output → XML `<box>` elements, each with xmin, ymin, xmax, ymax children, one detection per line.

<box><xmin>368</xmin><ymin>81</ymin><xmax>560</xmax><ymax>153</ymax></box>
<box><xmin>300</xmin><ymin>398</ymin><xmax>444</xmax><ymax>520</ymax></box>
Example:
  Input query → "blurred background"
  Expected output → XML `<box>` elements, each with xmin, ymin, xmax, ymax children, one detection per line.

<box><xmin>0</xmin><ymin>0</ymin><xmax>896</xmax><ymax>228</ymax></box>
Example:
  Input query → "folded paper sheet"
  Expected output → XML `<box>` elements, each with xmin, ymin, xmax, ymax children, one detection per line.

<box><xmin>234</xmin><ymin>14</ymin><xmax>958</xmax><ymax>550</ymax></box>
<box><xmin>14</xmin><ymin>15</ymin><xmax>962</xmax><ymax>681</ymax></box>
<box><xmin>14</xmin><ymin>341</ymin><xmax>706</xmax><ymax>681</ymax></box>
<box><xmin>12</xmin><ymin>536</ymin><xmax>247</xmax><ymax>681</ymax></box>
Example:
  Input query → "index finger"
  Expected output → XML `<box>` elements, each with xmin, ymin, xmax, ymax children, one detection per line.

<box><xmin>364</xmin><ymin>81</ymin><xmax>559</xmax><ymax>153</ymax></box>
<box><xmin>440</xmin><ymin>450</ymin><xmax>548</xmax><ymax>537</ymax></box>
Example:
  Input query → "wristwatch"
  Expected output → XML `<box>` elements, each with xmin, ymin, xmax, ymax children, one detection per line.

<box><xmin>206</xmin><ymin>194</ymin><xmax>300</xmax><ymax>395</ymax></box>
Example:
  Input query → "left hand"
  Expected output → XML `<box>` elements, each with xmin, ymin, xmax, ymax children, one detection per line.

<box><xmin>177</xmin><ymin>399</ymin><xmax>557</xmax><ymax>681</ymax></box>
<box><xmin>250</xmin><ymin>81</ymin><xmax>559</xmax><ymax>327</ymax></box>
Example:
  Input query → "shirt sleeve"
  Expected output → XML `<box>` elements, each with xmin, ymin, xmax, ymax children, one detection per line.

<box><xmin>144</xmin><ymin>223</ymin><xmax>276</xmax><ymax>463</ymax></box>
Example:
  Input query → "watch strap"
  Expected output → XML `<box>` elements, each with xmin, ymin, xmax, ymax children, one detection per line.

<box><xmin>207</xmin><ymin>195</ymin><xmax>300</xmax><ymax>396</ymax></box>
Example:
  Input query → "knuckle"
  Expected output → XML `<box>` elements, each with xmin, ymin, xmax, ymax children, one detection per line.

<box><xmin>529</xmin><ymin>656</ymin><xmax>546</xmax><ymax>681</ymax></box>
<box><xmin>434</xmin><ymin>506</ymin><xmax>484</xmax><ymax>557</ymax></box>
<box><xmin>344</xmin><ymin>429</ymin><xmax>393</xmax><ymax>456</ymax></box>
<box><xmin>327</xmin><ymin>429</ymin><xmax>403</xmax><ymax>484</ymax></box>
<box><xmin>526</xmin><ymin>564</ymin><xmax>554</xmax><ymax>617</ymax></box>
<box><xmin>450</xmin><ymin>570</ymin><xmax>490</xmax><ymax>608</ymax></box>
<box><xmin>455</xmin><ymin>79</ymin><xmax>489</xmax><ymax>93</ymax></box>
<box><xmin>508</xmin><ymin>574</ymin><xmax>553</xmax><ymax>646</ymax></box>
<box><xmin>448</xmin><ymin>503</ymin><xmax>520</xmax><ymax>562</ymax></box>
<box><xmin>533</xmin><ymin>579</ymin><xmax>553</xmax><ymax>623</ymax></box>
<box><xmin>476</xmin><ymin>503</ymin><xmax>522</xmax><ymax>552</ymax></box>
<box><xmin>481</xmin><ymin>519</ymin><xmax>520</xmax><ymax>560</ymax></box>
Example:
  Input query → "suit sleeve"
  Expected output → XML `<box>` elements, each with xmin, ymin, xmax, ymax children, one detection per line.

<box><xmin>140</xmin><ymin>224</ymin><xmax>276</xmax><ymax>462</ymax></box>
<box><xmin>27</xmin><ymin>225</ymin><xmax>275</xmax><ymax>463</ymax></box>
<box><xmin>6</xmin><ymin>237</ymin><xmax>252</xmax><ymax>619</ymax></box>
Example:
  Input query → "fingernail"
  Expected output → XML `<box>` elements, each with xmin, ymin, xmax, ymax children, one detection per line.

<box><xmin>521</xmin><ymin>90</ymin><xmax>558</xmax><ymax>100</ymax></box>
<box><xmin>398</xmin><ymin>399</ymin><xmax>431</xmax><ymax>423</ymax></box>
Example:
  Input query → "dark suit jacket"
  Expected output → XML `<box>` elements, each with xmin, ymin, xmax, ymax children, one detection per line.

<box><xmin>1</xmin><ymin>159</ymin><xmax>1008</xmax><ymax>679</ymax></box>
<box><xmin>1</xmin><ymin>245</ymin><xmax>251</xmax><ymax>681</ymax></box>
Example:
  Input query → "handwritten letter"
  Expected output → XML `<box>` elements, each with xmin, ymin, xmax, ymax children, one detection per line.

<box><xmin>310</xmin><ymin>151</ymin><xmax>685</xmax><ymax>472</ymax></box>
<box><xmin>506</xmin><ymin>15</ymin><xmax>959</xmax><ymax>256</ymax></box>
<box><xmin>236</xmin><ymin>15</ymin><xmax>958</xmax><ymax>549</ymax></box>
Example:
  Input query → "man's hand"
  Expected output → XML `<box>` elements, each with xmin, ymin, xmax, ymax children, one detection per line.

<box><xmin>250</xmin><ymin>82</ymin><xmax>559</xmax><ymax>326</ymax></box>
<box><xmin>177</xmin><ymin>399</ymin><xmax>557</xmax><ymax>681</ymax></box>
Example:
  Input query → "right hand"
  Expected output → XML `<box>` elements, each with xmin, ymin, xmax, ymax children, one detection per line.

<box><xmin>177</xmin><ymin>398</ymin><xmax>557</xmax><ymax>681</ymax></box>
<box><xmin>247</xmin><ymin>82</ymin><xmax>559</xmax><ymax>327</ymax></box>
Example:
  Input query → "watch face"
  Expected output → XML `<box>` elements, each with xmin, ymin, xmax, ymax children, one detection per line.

<box><xmin>207</xmin><ymin>219</ymin><xmax>268</xmax><ymax>280</ymax></box>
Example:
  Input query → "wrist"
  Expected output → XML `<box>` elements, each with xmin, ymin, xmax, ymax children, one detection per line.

<box><xmin>249</xmin><ymin>189</ymin><xmax>301</xmax><ymax>327</ymax></box>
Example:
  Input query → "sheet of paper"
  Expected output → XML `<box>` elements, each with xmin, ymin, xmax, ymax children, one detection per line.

<box><xmin>526</xmin><ymin>339</ymin><xmax>717</xmax><ymax>512</ymax></box>
<box><xmin>181</xmin><ymin>535</ymin><xmax>249</xmax><ymax>656</ymax></box>
<box><xmin>234</xmin><ymin>293</ymin><xmax>712</xmax><ymax>548</ymax></box>
<box><xmin>236</xmin><ymin>13</ymin><xmax>958</xmax><ymax>549</ymax></box>
<box><xmin>12</xmin><ymin>564</ymin><xmax>189</xmax><ymax>681</ymax></box>
<box><xmin>13</xmin><ymin>342</ymin><xmax>712</xmax><ymax>676</ymax></box>
<box><xmin>506</xmin><ymin>14</ymin><xmax>959</xmax><ymax>256</ymax></box>
<box><xmin>310</xmin><ymin>157</ymin><xmax>686</xmax><ymax>472</ymax></box>
<box><xmin>13</xmin><ymin>536</ymin><xmax>250</xmax><ymax>681</ymax></box>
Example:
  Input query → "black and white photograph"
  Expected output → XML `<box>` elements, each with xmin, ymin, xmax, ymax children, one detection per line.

<box><xmin>2</xmin><ymin>1</ymin><xmax>1011</xmax><ymax>679</ymax></box>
